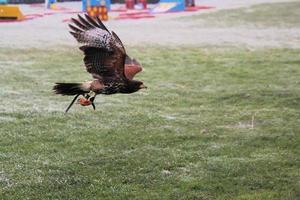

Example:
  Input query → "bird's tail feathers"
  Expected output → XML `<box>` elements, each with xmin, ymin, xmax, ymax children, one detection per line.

<box><xmin>53</xmin><ymin>83</ymin><xmax>89</xmax><ymax>96</ymax></box>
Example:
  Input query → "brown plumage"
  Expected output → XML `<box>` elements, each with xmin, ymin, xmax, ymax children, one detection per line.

<box><xmin>53</xmin><ymin>14</ymin><xmax>146</xmax><ymax>112</ymax></box>
<box><xmin>125</xmin><ymin>55</ymin><xmax>143</xmax><ymax>80</ymax></box>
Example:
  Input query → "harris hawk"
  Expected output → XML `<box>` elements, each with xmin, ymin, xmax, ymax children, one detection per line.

<box><xmin>53</xmin><ymin>14</ymin><xmax>146</xmax><ymax>113</ymax></box>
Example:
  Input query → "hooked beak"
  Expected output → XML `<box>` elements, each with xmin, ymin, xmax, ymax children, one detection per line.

<box><xmin>140</xmin><ymin>84</ymin><xmax>147</xmax><ymax>89</ymax></box>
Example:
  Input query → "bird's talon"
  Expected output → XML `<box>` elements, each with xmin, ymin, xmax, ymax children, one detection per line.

<box><xmin>78</xmin><ymin>97</ymin><xmax>92</xmax><ymax>106</ymax></box>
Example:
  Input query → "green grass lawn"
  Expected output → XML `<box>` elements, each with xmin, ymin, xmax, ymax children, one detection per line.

<box><xmin>183</xmin><ymin>1</ymin><xmax>300</xmax><ymax>28</ymax></box>
<box><xmin>0</xmin><ymin>46</ymin><xmax>299</xmax><ymax>199</ymax></box>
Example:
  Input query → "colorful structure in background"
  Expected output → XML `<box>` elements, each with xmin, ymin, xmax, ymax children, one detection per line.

<box><xmin>185</xmin><ymin>0</ymin><xmax>195</xmax><ymax>7</ymax></box>
<box><xmin>125</xmin><ymin>0</ymin><xmax>134</xmax><ymax>9</ymax></box>
<box><xmin>45</xmin><ymin>0</ymin><xmax>57</xmax><ymax>9</ymax></box>
<box><xmin>152</xmin><ymin>0</ymin><xmax>185</xmax><ymax>13</ymax></box>
<box><xmin>152</xmin><ymin>0</ymin><xmax>195</xmax><ymax>13</ymax></box>
<box><xmin>136</xmin><ymin>0</ymin><xmax>147</xmax><ymax>9</ymax></box>
<box><xmin>0</xmin><ymin>3</ymin><xmax>24</xmax><ymax>20</ymax></box>
<box><xmin>83</xmin><ymin>0</ymin><xmax>110</xmax><ymax>20</ymax></box>
<box><xmin>88</xmin><ymin>3</ymin><xmax>108</xmax><ymax>20</ymax></box>
<box><xmin>83</xmin><ymin>0</ymin><xmax>111</xmax><ymax>12</ymax></box>
<box><xmin>125</xmin><ymin>0</ymin><xmax>147</xmax><ymax>10</ymax></box>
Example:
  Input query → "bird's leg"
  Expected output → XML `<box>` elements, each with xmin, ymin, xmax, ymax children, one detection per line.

<box><xmin>84</xmin><ymin>91</ymin><xmax>95</xmax><ymax>100</ymax></box>
<box><xmin>65</xmin><ymin>94</ymin><xmax>80</xmax><ymax>113</ymax></box>
<box><xmin>86</xmin><ymin>91</ymin><xmax>97</xmax><ymax>110</ymax></box>
<box><xmin>78</xmin><ymin>91</ymin><xmax>97</xmax><ymax>109</ymax></box>
<box><xmin>84</xmin><ymin>93</ymin><xmax>90</xmax><ymax>100</ymax></box>
<box><xmin>89</xmin><ymin>94</ymin><xmax>97</xmax><ymax>110</ymax></box>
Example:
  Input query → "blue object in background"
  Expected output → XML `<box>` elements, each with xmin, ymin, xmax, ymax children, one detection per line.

<box><xmin>0</xmin><ymin>0</ymin><xmax>7</xmax><ymax>5</ymax></box>
<box><xmin>82</xmin><ymin>0</ymin><xmax>111</xmax><ymax>12</ymax></box>
<box><xmin>46</xmin><ymin>0</ymin><xmax>56</xmax><ymax>9</ymax></box>
<box><xmin>158</xmin><ymin>0</ymin><xmax>185</xmax><ymax>12</ymax></box>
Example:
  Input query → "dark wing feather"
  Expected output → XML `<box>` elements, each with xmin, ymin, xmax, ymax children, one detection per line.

<box><xmin>112</xmin><ymin>31</ymin><xmax>125</xmax><ymax>51</ymax></box>
<box><xmin>96</xmin><ymin>16</ymin><xmax>110</xmax><ymax>32</ymax></box>
<box><xmin>78</xmin><ymin>14</ymin><xmax>94</xmax><ymax>29</ymax></box>
<box><xmin>80</xmin><ymin>47</ymin><xmax>116</xmax><ymax>77</ymax></box>
<box><xmin>69</xmin><ymin>14</ymin><xmax>126</xmax><ymax>79</ymax></box>
<box><xmin>84</xmin><ymin>14</ymin><xmax>102</xmax><ymax>28</ymax></box>
<box><xmin>71</xmin><ymin>17</ymin><xmax>88</xmax><ymax>30</ymax></box>
<box><xmin>69</xmin><ymin>24</ymin><xmax>83</xmax><ymax>33</ymax></box>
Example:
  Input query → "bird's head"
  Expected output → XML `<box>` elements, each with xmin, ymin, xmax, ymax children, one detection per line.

<box><xmin>125</xmin><ymin>80</ymin><xmax>147</xmax><ymax>93</ymax></box>
<box><xmin>138</xmin><ymin>81</ymin><xmax>147</xmax><ymax>90</ymax></box>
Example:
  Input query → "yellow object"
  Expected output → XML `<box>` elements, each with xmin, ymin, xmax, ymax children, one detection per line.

<box><xmin>0</xmin><ymin>5</ymin><xmax>24</xmax><ymax>20</ymax></box>
<box><xmin>50</xmin><ymin>3</ymin><xmax>58</xmax><ymax>10</ymax></box>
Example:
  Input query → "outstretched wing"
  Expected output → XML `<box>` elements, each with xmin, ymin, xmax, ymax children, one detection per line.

<box><xmin>124</xmin><ymin>55</ymin><xmax>143</xmax><ymax>80</ymax></box>
<box><xmin>69</xmin><ymin>14</ymin><xmax>126</xmax><ymax>80</ymax></box>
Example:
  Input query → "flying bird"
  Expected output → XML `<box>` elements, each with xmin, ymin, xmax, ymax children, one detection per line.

<box><xmin>53</xmin><ymin>14</ymin><xmax>146</xmax><ymax>113</ymax></box>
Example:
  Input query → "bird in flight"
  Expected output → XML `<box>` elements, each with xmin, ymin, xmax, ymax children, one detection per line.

<box><xmin>53</xmin><ymin>14</ymin><xmax>146</xmax><ymax>113</ymax></box>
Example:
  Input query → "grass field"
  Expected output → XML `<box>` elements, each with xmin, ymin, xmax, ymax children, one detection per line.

<box><xmin>184</xmin><ymin>1</ymin><xmax>300</xmax><ymax>28</ymax></box>
<box><xmin>0</xmin><ymin>46</ymin><xmax>299</xmax><ymax>199</ymax></box>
